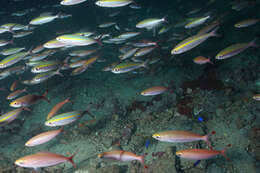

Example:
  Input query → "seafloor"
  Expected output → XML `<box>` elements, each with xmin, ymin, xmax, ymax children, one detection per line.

<box><xmin>0</xmin><ymin>0</ymin><xmax>259</xmax><ymax>173</ymax></box>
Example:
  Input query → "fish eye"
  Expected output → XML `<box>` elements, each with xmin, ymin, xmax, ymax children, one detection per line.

<box><xmin>153</xmin><ymin>134</ymin><xmax>160</xmax><ymax>139</ymax></box>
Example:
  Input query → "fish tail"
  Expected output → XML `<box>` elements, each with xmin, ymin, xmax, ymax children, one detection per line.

<box><xmin>141</xmin><ymin>59</ymin><xmax>150</xmax><ymax>69</ymax></box>
<box><xmin>42</xmin><ymin>90</ymin><xmax>50</xmax><ymax>103</ymax></box>
<box><xmin>207</xmin><ymin>57</ymin><xmax>214</xmax><ymax>64</ymax></box>
<box><xmin>55</xmin><ymin>69</ymin><xmax>64</xmax><ymax>77</ymax></box>
<box><xmin>204</xmin><ymin>131</ymin><xmax>215</xmax><ymax>149</ymax></box>
<box><xmin>162</xmin><ymin>15</ymin><xmax>168</xmax><ymax>24</ymax></box>
<box><xmin>96</xmin><ymin>35</ymin><xmax>103</xmax><ymax>46</ymax></box>
<box><xmin>221</xmin><ymin>144</ymin><xmax>231</xmax><ymax>160</ymax></box>
<box><xmin>67</xmin><ymin>150</ymin><xmax>77</xmax><ymax>169</ymax></box>
<box><xmin>249</xmin><ymin>38</ymin><xmax>258</xmax><ymax>48</ymax></box>
<box><xmin>139</xmin><ymin>154</ymin><xmax>148</xmax><ymax>169</ymax></box>
<box><xmin>210</xmin><ymin>26</ymin><xmax>221</xmax><ymax>37</ymax></box>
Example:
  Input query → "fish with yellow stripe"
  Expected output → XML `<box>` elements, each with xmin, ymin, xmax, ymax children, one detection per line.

<box><xmin>95</xmin><ymin>0</ymin><xmax>134</xmax><ymax>7</ymax></box>
<box><xmin>0</xmin><ymin>107</ymin><xmax>29</xmax><ymax>126</ymax></box>
<box><xmin>45</xmin><ymin>109</ymin><xmax>91</xmax><ymax>126</ymax></box>
<box><xmin>171</xmin><ymin>27</ymin><xmax>220</xmax><ymax>54</ymax></box>
<box><xmin>215</xmin><ymin>39</ymin><xmax>257</xmax><ymax>60</ymax></box>
<box><xmin>0</xmin><ymin>51</ymin><xmax>31</xmax><ymax>68</ymax></box>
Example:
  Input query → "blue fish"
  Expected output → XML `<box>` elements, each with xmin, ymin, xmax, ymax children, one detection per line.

<box><xmin>193</xmin><ymin>160</ymin><xmax>201</xmax><ymax>167</ymax></box>
<box><xmin>145</xmin><ymin>139</ymin><xmax>150</xmax><ymax>149</ymax></box>
<box><xmin>198</xmin><ymin>116</ymin><xmax>204</xmax><ymax>122</ymax></box>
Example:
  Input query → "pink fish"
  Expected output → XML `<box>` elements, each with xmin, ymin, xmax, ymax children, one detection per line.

<box><xmin>141</xmin><ymin>86</ymin><xmax>168</xmax><ymax>96</ymax></box>
<box><xmin>176</xmin><ymin>147</ymin><xmax>229</xmax><ymax>160</ymax></box>
<box><xmin>25</xmin><ymin>128</ymin><xmax>63</xmax><ymax>147</ymax></box>
<box><xmin>98</xmin><ymin>150</ymin><xmax>147</xmax><ymax>169</ymax></box>
<box><xmin>15</xmin><ymin>151</ymin><xmax>76</xmax><ymax>170</ymax></box>
<box><xmin>193</xmin><ymin>56</ymin><xmax>213</xmax><ymax>65</ymax></box>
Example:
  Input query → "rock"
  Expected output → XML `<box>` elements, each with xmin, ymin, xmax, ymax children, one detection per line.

<box><xmin>146</xmin><ymin>147</ymin><xmax>177</xmax><ymax>173</ymax></box>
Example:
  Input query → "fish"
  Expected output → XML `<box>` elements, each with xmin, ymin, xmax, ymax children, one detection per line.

<box><xmin>13</xmin><ymin>31</ymin><xmax>33</xmax><ymax>38</ymax></box>
<box><xmin>197</xmin><ymin>20</ymin><xmax>220</xmax><ymax>35</ymax></box>
<box><xmin>141</xmin><ymin>86</ymin><xmax>168</xmax><ymax>96</ymax></box>
<box><xmin>117</xmin><ymin>32</ymin><xmax>141</xmax><ymax>39</ymax></box>
<box><xmin>215</xmin><ymin>39</ymin><xmax>257</xmax><ymax>60</ymax></box>
<box><xmin>30</xmin><ymin>70</ymin><xmax>63</xmax><ymax>84</ymax></box>
<box><xmin>176</xmin><ymin>148</ymin><xmax>229</xmax><ymax>160</ymax></box>
<box><xmin>119</xmin><ymin>48</ymin><xmax>139</xmax><ymax>60</ymax></box>
<box><xmin>95</xmin><ymin>0</ymin><xmax>134</xmax><ymax>8</ymax></box>
<box><xmin>145</xmin><ymin>139</ymin><xmax>150</xmax><ymax>149</ymax></box>
<box><xmin>47</xmin><ymin>98</ymin><xmax>71</xmax><ymax>120</ymax></box>
<box><xmin>25</xmin><ymin>128</ymin><xmax>64</xmax><ymax>147</ymax></box>
<box><xmin>99</xmin><ymin>22</ymin><xmax>116</xmax><ymax>28</ymax></box>
<box><xmin>234</xmin><ymin>19</ymin><xmax>259</xmax><ymax>28</ymax></box>
<box><xmin>185</xmin><ymin>16</ymin><xmax>210</xmax><ymax>29</ymax></box>
<box><xmin>29</xmin><ymin>13</ymin><xmax>61</xmax><ymax>25</ymax></box>
<box><xmin>111</xmin><ymin>60</ymin><xmax>149</xmax><ymax>74</ymax></box>
<box><xmin>10</xmin><ymin>90</ymin><xmax>49</xmax><ymax>108</ymax></box>
<box><xmin>136</xmin><ymin>17</ymin><xmax>166</xmax><ymax>30</ymax></box>
<box><xmin>134</xmin><ymin>46</ymin><xmax>157</xmax><ymax>57</ymax></box>
<box><xmin>7</xmin><ymin>88</ymin><xmax>27</xmax><ymax>100</ymax></box>
<box><xmin>253</xmin><ymin>94</ymin><xmax>260</xmax><ymax>101</ymax></box>
<box><xmin>56</xmin><ymin>34</ymin><xmax>101</xmax><ymax>46</ymax></box>
<box><xmin>98</xmin><ymin>150</ymin><xmax>147</xmax><ymax>168</ymax></box>
<box><xmin>60</xmin><ymin>0</ymin><xmax>87</xmax><ymax>5</ymax></box>
<box><xmin>45</xmin><ymin>110</ymin><xmax>90</xmax><ymax>126</ymax></box>
<box><xmin>31</xmin><ymin>61</ymin><xmax>62</xmax><ymax>73</ymax></box>
<box><xmin>152</xmin><ymin>130</ymin><xmax>215</xmax><ymax>148</ymax></box>
<box><xmin>10</xmin><ymin>79</ymin><xmax>20</xmax><ymax>91</ymax></box>
<box><xmin>0</xmin><ymin>107</ymin><xmax>29</xmax><ymax>126</ymax></box>
<box><xmin>15</xmin><ymin>151</ymin><xmax>77</xmax><ymax>170</ymax></box>
<box><xmin>0</xmin><ymin>51</ymin><xmax>30</xmax><ymax>68</ymax></box>
<box><xmin>0</xmin><ymin>47</ymin><xmax>25</xmax><ymax>56</ymax></box>
<box><xmin>32</xmin><ymin>45</ymin><xmax>45</xmax><ymax>54</ymax></box>
<box><xmin>0</xmin><ymin>39</ymin><xmax>14</xmax><ymax>47</ymax></box>
<box><xmin>193</xmin><ymin>56</ymin><xmax>213</xmax><ymax>64</ymax></box>
<box><xmin>171</xmin><ymin>27</ymin><xmax>220</xmax><ymax>54</ymax></box>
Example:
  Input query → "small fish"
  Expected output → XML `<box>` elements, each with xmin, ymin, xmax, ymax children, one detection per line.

<box><xmin>171</xmin><ymin>27</ymin><xmax>220</xmax><ymax>54</ymax></box>
<box><xmin>253</xmin><ymin>94</ymin><xmax>260</xmax><ymax>101</ymax></box>
<box><xmin>193</xmin><ymin>56</ymin><xmax>213</xmax><ymax>65</ymax></box>
<box><xmin>134</xmin><ymin>46</ymin><xmax>157</xmax><ymax>57</ymax></box>
<box><xmin>234</xmin><ymin>19</ymin><xmax>259</xmax><ymax>28</ymax></box>
<box><xmin>10</xmin><ymin>90</ymin><xmax>49</xmax><ymax>108</ymax></box>
<box><xmin>10</xmin><ymin>79</ymin><xmax>20</xmax><ymax>91</ymax></box>
<box><xmin>60</xmin><ymin>0</ymin><xmax>87</xmax><ymax>5</ymax></box>
<box><xmin>31</xmin><ymin>61</ymin><xmax>62</xmax><ymax>73</ymax></box>
<box><xmin>111</xmin><ymin>60</ymin><xmax>149</xmax><ymax>74</ymax></box>
<box><xmin>56</xmin><ymin>34</ymin><xmax>101</xmax><ymax>46</ymax></box>
<box><xmin>141</xmin><ymin>86</ymin><xmax>168</xmax><ymax>96</ymax></box>
<box><xmin>7</xmin><ymin>88</ymin><xmax>27</xmax><ymax>100</ymax></box>
<box><xmin>47</xmin><ymin>98</ymin><xmax>71</xmax><ymax>120</ymax></box>
<box><xmin>0</xmin><ymin>51</ymin><xmax>30</xmax><ymax>68</ymax></box>
<box><xmin>99</xmin><ymin>22</ymin><xmax>116</xmax><ymax>28</ymax></box>
<box><xmin>197</xmin><ymin>20</ymin><xmax>220</xmax><ymax>35</ymax></box>
<box><xmin>15</xmin><ymin>151</ymin><xmax>77</xmax><ymax>170</ymax></box>
<box><xmin>30</xmin><ymin>70</ymin><xmax>63</xmax><ymax>84</ymax></box>
<box><xmin>32</xmin><ymin>45</ymin><xmax>45</xmax><ymax>54</ymax></box>
<box><xmin>215</xmin><ymin>39</ymin><xmax>257</xmax><ymax>60</ymax></box>
<box><xmin>0</xmin><ymin>39</ymin><xmax>14</xmax><ymax>47</ymax></box>
<box><xmin>136</xmin><ymin>17</ymin><xmax>166</xmax><ymax>30</ymax></box>
<box><xmin>25</xmin><ymin>128</ymin><xmax>64</xmax><ymax>147</ymax></box>
<box><xmin>95</xmin><ymin>0</ymin><xmax>134</xmax><ymax>8</ymax></box>
<box><xmin>119</xmin><ymin>48</ymin><xmax>139</xmax><ymax>60</ymax></box>
<box><xmin>13</xmin><ymin>31</ymin><xmax>33</xmax><ymax>38</ymax></box>
<box><xmin>98</xmin><ymin>150</ymin><xmax>147</xmax><ymax>168</ymax></box>
<box><xmin>145</xmin><ymin>139</ymin><xmax>150</xmax><ymax>149</ymax></box>
<box><xmin>118</xmin><ymin>32</ymin><xmax>141</xmax><ymax>39</ymax></box>
<box><xmin>193</xmin><ymin>160</ymin><xmax>201</xmax><ymax>167</ymax></box>
<box><xmin>0</xmin><ymin>47</ymin><xmax>25</xmax><ymax>56</ymax></box>
<box><xmin>152</xmin><ymin>130</ymin><xmax>215</xmax><ymax>148</ymax></box>
<box><xmin>176</xmin><ymin>148</ymin><xmax>229</xmax><ymax>160</ymax></box>
<box><xmin>29</xmin><ymin>13</ymin><xmax>61</xmax><ymax>25</ymax></box>
<box><xmin>185</xmin><ymin>16</ymin><xmax>210</xmax><ymax>29</ymax></box>
<box><xmin>0</xmin><ymin>107</ymin><xmax>29</xmax><ymax>126</ymax></box>
<box><xmin>45</xmin><ymin>110</ymin><xmax>90</xmax><ymax>126</ymax></box>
